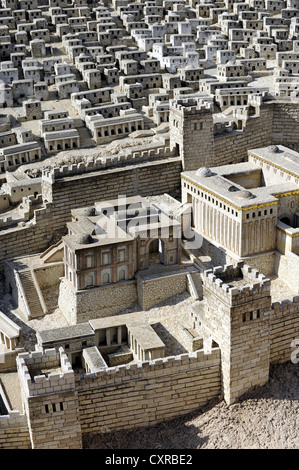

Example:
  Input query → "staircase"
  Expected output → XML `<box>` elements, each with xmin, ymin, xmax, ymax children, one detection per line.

<box><xmin>19</xmin><ymin>271</ymin><xmax>43</xmax><ymax>319</ymax></box>
<box><xmin>40</xmin><ymin>239</ymin><xmax>63</xmax><ymax>264</ymax></box>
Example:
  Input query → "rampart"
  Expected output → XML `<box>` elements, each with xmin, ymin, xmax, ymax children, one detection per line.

<box><xmin>270</xmin><ymin>297</ymin><xmax>299</xmax><ymax>364</ymax></box>
<box><xmin>0</xmin><ymin>411</ymin><xmax>30</xmax><ymax>449</ymax></box>
<box><xmin>76</xmin><ymin>348</ymin><xmax>221</xmax><ymax>436</ymax></box>
<box><xmin>42</xmin><ymin>145</ymin><xmax>177</xmax><ymax>181</ymax></box>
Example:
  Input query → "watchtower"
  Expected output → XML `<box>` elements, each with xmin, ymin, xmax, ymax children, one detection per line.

<box><xmin>16</xmin><ymin>348</ymin><xmax>82</xmax><ymax>449</ymax></box>
<box><xmin>169</xmin><ymin>97</ymin><xmax>215</xmax><ymax>171</ymax></box>
<box><xmin>199</xmin><ymin>262</ymin><xmax>271</xmax><ymax>404</ymax></box>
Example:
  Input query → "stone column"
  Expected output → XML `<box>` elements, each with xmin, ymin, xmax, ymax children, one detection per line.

<box><xmin>117</xmin><ymin>326</ymin><xmax>122</xmax><ymax>344</ymax></box>
<box><xmin>106</xmin><ymin>329</ymin><xmax>111</xmax><ymax>346</ymax></box>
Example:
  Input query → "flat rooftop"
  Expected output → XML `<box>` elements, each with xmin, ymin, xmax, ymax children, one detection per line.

<box><xmin>249</xmin><ymin>145</ymin><xmax>299</xmax><ymax>176</ymax></box>
<box><xmin>182</xmin><ymin>146</ymin><xmax>299</xmax><ymax>209</ymax></box>
<box><xmin>37</xmin><ymin>322</ymin><xmax>94</xmax><ymax>345</ymax></box>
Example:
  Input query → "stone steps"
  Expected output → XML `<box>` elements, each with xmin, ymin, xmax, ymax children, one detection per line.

<box><xmin>77</xmin><ymin>125</ymin><xmax>96</xmax><ymax>148</ymax></box>
<box><xmin>19</xmin><ymin>271</ymin><xmax>43</xmax><ymax>319</ymax></box>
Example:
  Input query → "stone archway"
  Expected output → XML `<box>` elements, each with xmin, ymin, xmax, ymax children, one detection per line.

<box><xmin>146</xmin><ymin>238</ymin><xmax>165</xmax><ymax>268</ymax></box>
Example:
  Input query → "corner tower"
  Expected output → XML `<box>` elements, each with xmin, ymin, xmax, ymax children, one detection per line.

<box><xmin>197</xmin><ymin>262</ymin><xmax>271</xmax><ymax>405</ymax></box>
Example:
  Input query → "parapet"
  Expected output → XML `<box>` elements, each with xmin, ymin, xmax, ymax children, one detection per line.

<box><xmin>16</xmin><ymin>347</ymin><xmax>75</xmax><ymax>398</ymax></box>
<box><xmin>75</xmin><ymin>347</ymin><xmax>220</xmax><ymax>385</ymax></box>
<box><xmin>0</xmin><ymin>410</ymin><xmax>28</xmax><ymax>429</ymax></box>
<box><xmin>202</xmin><ymin>262</ymin><xmax>271</xmax><ymax>305</ymax></box>
<box><xmin>271</xmin><ymin>296</ymin><xmax>299</xmax><ymax>316</ymax></box>
<box><xmin>169</xmin><ymin>97</ymin><xmax>213</xmax><ymax>116</ymax></box>
<box><xmin>42</xmin><ymin>145</ymin><xmax>176</xmax><ymax>182</ymax></box>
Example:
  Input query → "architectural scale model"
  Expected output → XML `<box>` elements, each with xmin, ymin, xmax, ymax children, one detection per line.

<box><xmin>0</xmin><ymin>0</ymin><xmax>298</xmax><ymax>449</ymax></box>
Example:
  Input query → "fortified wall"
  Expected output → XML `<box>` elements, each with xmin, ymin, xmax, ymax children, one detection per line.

<box><xmin>0</xmin><ymin>346</ymin><xmax>221</xmax><ymax>449</ymax></box>
<box><xmin>1</xmin><ymin>260</ymin><xmax>299</xmax><ymax>448</ymax></box>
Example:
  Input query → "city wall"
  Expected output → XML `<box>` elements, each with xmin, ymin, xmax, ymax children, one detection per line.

<box><xmin>270</xmin><ymin>297</ymin><xmax>299</xmax><ymax>364</ymax></box>
<box><xmin>213</xmin><ymin>103</ymin><xmax>274</xmax><ymax>165</ymax></box>
<box><xmin>0</xmin><ymin>411</ymin><xmax>30</xmax><ymax>449</ymax></box>
<box><xmin>76</xmin><ymin>348</ymin><xmax>221</xmax><ymax>437</ymax></box>
<box><xmin>275</xmin><ymin>251</ymin><xmax>299</xmax><ymax>293</ymax></box>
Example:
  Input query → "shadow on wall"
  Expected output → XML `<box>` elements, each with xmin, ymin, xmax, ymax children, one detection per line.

<box><xmin>81</xmin><ymin>397</ymin><xmax>220</xmax><ymax>449</ymax></box>
<box><xmin>200</xmin><ymin>243</ymin><xmax>229</xmax><ymax>268</ymax></box>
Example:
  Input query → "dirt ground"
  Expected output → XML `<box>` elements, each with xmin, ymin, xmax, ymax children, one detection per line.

<box><xmin>82</xmin><ymin>362</ymin><xmax>299</xmax><ymax>450</ymax></box>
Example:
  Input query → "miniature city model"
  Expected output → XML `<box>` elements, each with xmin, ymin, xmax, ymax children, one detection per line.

<box><xmin>0</xmin><ymin>0</ymin><xmax>299</xmax><ymax>450</ymax></box>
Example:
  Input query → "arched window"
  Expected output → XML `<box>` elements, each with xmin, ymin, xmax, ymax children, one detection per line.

<box><xmin>102</xmin><ymin>272</ymin><xmax>110</xmax><ymax>284</ymax></box>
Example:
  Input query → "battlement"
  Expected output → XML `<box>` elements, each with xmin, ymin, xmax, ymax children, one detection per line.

<box><xmin>0</xmin><ymin>194</ymin><xmax>42</xmax><ymax>229</ymax></box>
<box><xmin>169</xmin><ymin>97</ymin><xmax>213</xmax><ymax>116</ymax></box>
<box><xmin>202</xmin><ymin>262</ymin><xmax>271</xmax><ymax>305</ymax></box>
<box><xmin>75</xmin><ymin>347</ymin><xmax>220</xmax><ymax>385</ymax></box>
<box><xmin>42</xmin><ymin>145</ymin><xmax>176</xmax><ymax>182</ymax></box>
<box><xmin>0</xmin><ymin>410</ymin><xmax>27</xmax><ymax>429</ymax></box>
<box><xmin>16</xmin><ymin>347</ymin><xmax>75</xmax><ymax>397</ymax></box>
<box><xmin>271</xmin><ymin>296</ymin><xmax>299</xmax><ymax>315</ymax></box>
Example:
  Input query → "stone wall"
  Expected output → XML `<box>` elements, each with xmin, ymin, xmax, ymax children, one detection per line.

<box><xmin>272</xmin><ymin>101</ymin><xmax>299</xmax><ymax>150</ymax></box>
<box><xmin>34</xmin><ymin>263</ymin><xmax>64</xmax><ymax>288</ymax></box>
<box><xmin>213</xmin><ymin>103</ymin><xmax>273</xmax><ymax>166</ymax></box>
<box><xmin>76</xmin><ymin>348</ymin><xmax>221</xmax><ymax>436</ymax></box>
<box><xmin>177</xmin><ymin>324</ymin><xmax>203</xmax><ymax>352</ymax></box>
<box><xmin>275</xmin><ymin>251</ymin><xmax>299</xmax><ymax>293</ymax></box>
<box><xmin>0</xmin><ymin>349</ymin><xmax>25</xmax><ymax>372</ymax></box>
<box><xmin>136</xmin><ymin>271</ymin><xmax>188</xmax><ymax>310</ymax></box>
<box><xmin>241</xmin><ymin>251</ymin><xmax>277</xmax><ymax>276</ymax></box>
<box><xmin>0</xmin><ymin>411</ymin><xmax>31</xmax><ymax>449</ymax></box>
<box><xmin>58</xmin><ymin>278</ymin><xmax>138</xmax><ymax>324</ymax></box>
<box><xmin>270</xmin><ymin>297</ymin><xmax>299</xmax><ymax>364</ymax></box>
<box><xmin>0</xmin><ymin>204</ymin><xmax>54</xmax><ymax>272</ymax></box>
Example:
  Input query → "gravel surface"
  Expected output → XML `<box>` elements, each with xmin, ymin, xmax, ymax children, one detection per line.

<box><xmin>83</xmin><ymin>362</ymin><xmax>299</xmax><ymax>449</ymax></box>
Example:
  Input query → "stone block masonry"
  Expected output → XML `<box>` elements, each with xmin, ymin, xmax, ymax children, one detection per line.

<box><xmin>136</xmin><ymin>271</ymin><xmax>188</xmax><ymax>310</ymax></box>
<box><xmin>42</xmin><ymin>157</ymin><xmax>182</xmax><ymax>234</ymax></box>
<box><xmin>272</xmin><ymin>102</ymin><xmax>299</xmax><ymax>150</ymax></box>
<box><xmin>76</xmin><ymin>348</ymin><xmax>221</xmax><ymax>437</ymax></box>
<box><xmin>58</xmin><ymin>278</ymin><xmax>138</xmax><ymax>325</ymax></box>
<box><xmin>0</xmin><ymin>411</ymin><xmax>31</xmax><ymax>449</ymax></box>
<box><xmin>16</xmin><ymin>348</ymin><xmax>82</xmax><ymax>449</ymax></box>
<box><xmin>213</xmin><ymin>103</ymin><xmax>273</xmax><ymax>166</ymax></box>
<box><xmin>270</xmin><ymin>297</ymin><xmax>299</xmax><ymax>364</ymax></box>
